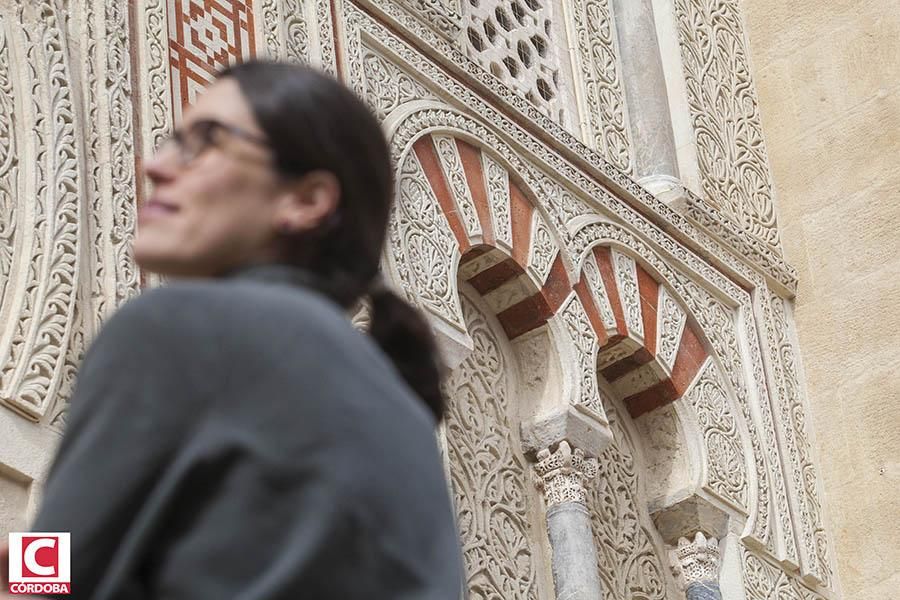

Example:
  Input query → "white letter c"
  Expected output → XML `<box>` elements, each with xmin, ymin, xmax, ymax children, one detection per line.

<box><xmin>24</xmin><ymin>539</ymin><xmax>56</xmax><ymax>577</ymax></box>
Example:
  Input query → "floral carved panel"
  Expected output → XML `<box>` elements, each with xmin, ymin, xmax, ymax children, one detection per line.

<box><xmin>672</xmin><ymin>0</ymin><xmax>782</xmax><ymax>250</ymax></box>
<box><xmin>443</xmin><ymin>293</ymin><xmax>544</xmax><ymax>599</ymax></box>
<box><xmin>0</xmin><ymin>1</ymin><xmax>84</xmax><ymax>423</ymax></box>
<box><xmin>568</xmin><ymin>0</ymin><xmax>632</xmax><ymax>172</ymax></box>
<box><xmin>588</xmin><ymin>397</ymin><xmax>678</xmax><ymax>600</ymax></box>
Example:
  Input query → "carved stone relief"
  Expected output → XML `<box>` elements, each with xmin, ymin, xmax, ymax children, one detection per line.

<box><xmin>526</xmin><ymin>212</ymin><xmax>557</xmax><ymax>284</ymax></box>
<box><xmin>361</xmin><ymin>44</ymin><xmax>790</xmax><ymax>579</ymax></box>
<box><xmin>611</xmin><ymin>249</ymin><xmax>643</xmax><ymax>341</ymax></box>
<box><xmin>389</xmin><ymin>0</ymin><xmax>463</xmax><ymax>40</ymax></box>
<box><xmin>742</xmin><ymin>547</ymin><xmax>828</xmax><ymax>600</ymax></box>
<box><xmin>482</xmin><ymin>153</ymin><xmax>513</xmax><ymax>250</ymax></box>
<box><xmin>0</xmin><ymin>0</ymin><xmax>147</xmax><ymax>532</ymax></box>
<box><xmin>0</xmin><ymin>18</ymin><xmax>18</xmax><ymax>318</ymax></box>
<box><xmin>565</xmin><ymin>217</ymin><xmax>787</xmax><ymax>561</ymax></box>
<box><xmin>258</xmin><ymin>0</ymin><xmax>336</xmax><ymax>72</ymax></box>
<box><xmin>284</xmin><ymin>0</ymin><xmax>311</xmax><ymax>62</ymax></box>
<box><xmin>567</xmin><ymin>0</ymin><xmax>633</xmax><ymax>172</ymax></box>
<box><xmin>344</xmin><ymin>13</ymin><xmax>837</xmax><ymax>588</ymax></box>
<box><xmin>443</xmin><ymin>293</ymin><xmax>545</xmax><ymax>599</ymax></box>
<box><xmin>588</xmin><ymin>393</ymin><xmax>678</xmax><ymax>600</ymax></box>
<box><xmin>352</xmin><ymin>0</ymin><xmax>798</xmax><ymax>291</ymax></box>
<box><xmin>360</xmin><ymin>45</ymin><xmax>437</xmax><ymax>120</ymax></box>
<box><xmin>391</xmin><ymin>150</ymin><xmax>465</xmax><ymax>330</ymax></box>
<box><xmin>672</xmin><ymin>0</ymin><xmax>782</xmax><ymax>250</ymax></box>
<box><xmin>656</xmin><ymin>287</ymin><xmax>686</xmax><ymax>372</ymax></box>
<box><xmin>0</xmin><ymin>1</ymin><xmax>83</xmax><ymax>422</ymax></box>
<box><xmin>683</xmin><ymin>359</ymin><xmax>749</xmax><ymax>513</ymax></box>
<box><xmin>763</xmin><ymin>291</ymin><xmax>833</xmax><ymax>585</ymax></box>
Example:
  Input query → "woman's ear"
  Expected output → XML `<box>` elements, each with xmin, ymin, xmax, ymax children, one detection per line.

<box><xmin>275</xmin><ymin>170</ymin><xmax>340</xmax><ymax>233</ymax></box>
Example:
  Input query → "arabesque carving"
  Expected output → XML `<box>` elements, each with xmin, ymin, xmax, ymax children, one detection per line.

<box><xmin>443</xmin><ymin>294</ymin><xmax>541</xmax><ymax>599</ymax></box>
<box><xmin>672</xmin><ymin>0</ymin><xmax>782</xmax><ymax>249</ymax></box>
<box><xmin>569</xmin><ymin>0</ymin><xmax>632</xmax><ymax>172</ymax></box>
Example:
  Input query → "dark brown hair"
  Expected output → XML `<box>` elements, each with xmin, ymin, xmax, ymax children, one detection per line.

<box><xmin>218</xmin><ymin>60</ymin><xmax>445</xmax><ymax>421</ymax></box>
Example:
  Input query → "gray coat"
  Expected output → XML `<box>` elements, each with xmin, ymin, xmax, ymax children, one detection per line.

<box><xmin>32</xmin><ymin>264</ymin><xmax>463</xmax><ymax>599</ymax></box>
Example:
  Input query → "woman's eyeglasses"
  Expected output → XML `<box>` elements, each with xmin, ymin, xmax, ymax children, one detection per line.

<box><xmin>158</xmin><ymin>119</ymin><xmax>270</xmax><ymax>166</ymax></box>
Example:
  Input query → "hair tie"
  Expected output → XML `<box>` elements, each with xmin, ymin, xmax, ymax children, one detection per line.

<box><xmin>368</xmin><ymin>272</ymin><xmax>390</xmax><ymax>295</ymax></box>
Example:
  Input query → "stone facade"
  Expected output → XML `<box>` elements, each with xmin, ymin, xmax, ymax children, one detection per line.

<box><xmin>0</xmin><ymin>1</ymin><xmax>858</xmax><ymax>598</ymax></box>
<box><xmin>741</xmin><ymin>1</ymin><xmax>900</xmax><ymax>599</ymax></box>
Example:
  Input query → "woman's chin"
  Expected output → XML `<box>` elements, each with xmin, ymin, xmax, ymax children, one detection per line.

<box><xmin>133</xmin><ymin>242</ymin><xmax>182</xmax><ymax>278</ymax></box>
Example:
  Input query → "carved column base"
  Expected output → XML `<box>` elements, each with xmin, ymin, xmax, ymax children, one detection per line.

<box><xmin>639</xmin><ymin>174</ymin><xmax>687</xmax><ymax>207</ymax></box>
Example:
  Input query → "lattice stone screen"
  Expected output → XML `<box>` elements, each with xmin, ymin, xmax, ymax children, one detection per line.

<box><xmin>460</xmin><ymin>0</ymin><xmax>564</xmax><ymax>122</ymax></box>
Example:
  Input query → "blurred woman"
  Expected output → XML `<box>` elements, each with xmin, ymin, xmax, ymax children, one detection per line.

<box><xmin>7</xmin><ymin>61</ymin><xmax>462</xmax><ymax>599</ymax></box>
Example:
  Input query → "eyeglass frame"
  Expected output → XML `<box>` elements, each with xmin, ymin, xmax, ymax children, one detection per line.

<box><xmin>157</xmin><ymin>118</ymin><xmax>271</xmax><ymax>167</ymax></box>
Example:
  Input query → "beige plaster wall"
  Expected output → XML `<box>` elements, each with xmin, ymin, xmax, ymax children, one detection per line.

<box><xmin>741</xmin><ymin>1</ymin><xmax>900</xmax><ymax>598</ymax></box>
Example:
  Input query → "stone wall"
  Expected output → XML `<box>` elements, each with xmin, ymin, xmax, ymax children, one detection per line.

<box><xmin>0</xmin><ymin>1</ymin><xmax>856</xmax><ymax>599</ymax></box>
<box><xmin>742</xmin><ymin>2</ymin><xmax>900</xmax><ymax>598</ymax></box>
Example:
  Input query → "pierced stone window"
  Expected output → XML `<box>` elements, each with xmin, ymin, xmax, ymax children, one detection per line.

<box><xmin>461</xmin><ymin>0</ymin><xmax>566</xmax><ymax>123</ymax></box>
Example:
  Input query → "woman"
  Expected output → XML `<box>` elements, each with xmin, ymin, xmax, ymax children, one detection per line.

<box><xmin>3</xmin><ymin>61</ymin><xmax>463</xmax><ymax>599</ymax></box>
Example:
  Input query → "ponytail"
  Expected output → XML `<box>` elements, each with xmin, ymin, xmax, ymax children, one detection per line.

<box><xmin>368</xmin><ymin>288</ymin><xmax>446</xmax><ymax>423</ymax></box>
<box><xmin>219</xmin><ymin>61</ymin><xmax>445</xmax><ymax>422</ymax></box>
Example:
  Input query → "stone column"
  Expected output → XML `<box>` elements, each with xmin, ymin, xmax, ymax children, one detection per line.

<box><xmin>533</xmin><ymin>441</ymin><xmax>603</xmax><ymax>600</ymax></box>
<box><xmin>651</xmin><ymin>494</ymin><xmax>742</xmax><ymax>600</ymax></box>
<box><xmin>673</xmin><ymin>532</ymin><xmax>723</xmax><ymax>600</ymax></box>
<box><xmin>610</xmin><ymin>0</ymin><xmax>682</xmax><ymax>200</ymax></box>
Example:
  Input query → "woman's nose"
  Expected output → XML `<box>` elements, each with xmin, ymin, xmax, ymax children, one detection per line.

<box><xmin>144</xmin><ymin>143</ymin><xmax>178</xmax><ymax>183</ymax></box>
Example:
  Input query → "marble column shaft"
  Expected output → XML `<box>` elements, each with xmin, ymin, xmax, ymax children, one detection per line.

<box><xmin>534</xmin><ymin>441</ymin><xmax>603</xmax><ymax>600</ymax></box>
<box><xmin>610</xmin><ymin>0</ymin><xmax>679</xmax><ymax>181</ymax></box>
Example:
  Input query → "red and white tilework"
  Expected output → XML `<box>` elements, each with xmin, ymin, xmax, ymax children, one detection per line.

<box><xmin>167</xmin><ymin>0</ymin><xmax>256</xmax><ymax>119</ymax></box>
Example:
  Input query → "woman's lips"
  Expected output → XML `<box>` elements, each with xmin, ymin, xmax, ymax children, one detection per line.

<box><xmin>138</xmin><ymin>199</ymin><xmax>180</xmax><ymax>222</ymax></box>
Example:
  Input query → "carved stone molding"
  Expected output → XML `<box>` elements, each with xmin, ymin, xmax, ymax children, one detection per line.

<box><xmin>0</xmin><ymin>1</ymin><xmax>83</xmax><ymax>422</ymax></box>
<box><xmin>761</xmin><ymin>291</ymin><xmax>833</xmax><ymax>585</ymax></box>
<box><xmin>390</xmin><ymin>0</ymin><xmax>462</xmax><ymax>40</ymax></box>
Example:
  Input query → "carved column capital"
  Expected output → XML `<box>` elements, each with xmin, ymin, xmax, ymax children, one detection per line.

<box><xmin>674</xmin><ymin>531</ymin><xmax>721</xmax><ymax>587</ymax></box>
<box><xmin>533</xmin><ymin>441</ymin><xmax>598</xmax><ymax>507</ymax></box>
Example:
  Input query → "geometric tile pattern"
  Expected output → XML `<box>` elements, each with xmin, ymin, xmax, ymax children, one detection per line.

<box><xmin>167</xmin><ymin>0</ymin><xmax>256</xmax><ymax>120</ymax></box>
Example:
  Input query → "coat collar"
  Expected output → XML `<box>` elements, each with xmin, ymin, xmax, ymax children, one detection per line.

<box><xmin>224</xmin><ymin>262</ymin><xmax>321</xmax><ymax>290</ymax></box>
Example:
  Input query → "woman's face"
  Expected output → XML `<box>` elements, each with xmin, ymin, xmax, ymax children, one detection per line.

<box><xmin>135</xmin><ymin>78</ymin><xmax>293</xmax><ymax>278</ymax></box>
